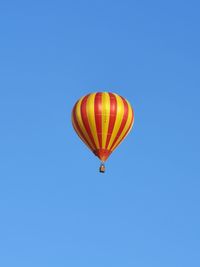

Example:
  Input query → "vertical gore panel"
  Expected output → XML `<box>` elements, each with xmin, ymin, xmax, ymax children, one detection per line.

<box><xmin>94</xmin><ymin>93</ymin><xmax>102</xmax><ymax>148</ymax></box>
<box><xmin>72</xmin><ymin>103</ymin><xmax>94</xmax><ymax>152</ymax></box>
<box><xmin>110</xmin><ymin>97</ymin><xmax>129</xmax><ymax>151</ymax></box>
<box><xmin>86</xmin><ymin>93</ymin><xmax>100</xmax><ymax>149</ymax></box>
<box><xmin>111</xmin><ymin>101</ymin><xmax>134</xmax><ymax>152</ymax></box>
<box><xmin>101</xmin><ymin>92</ymin><xmax>110</xmax><ymax>149</ymax></box>
<box><xmin>75</xmin><ymin>97</ymin><xmax>95</xmax><ymax>151</ymax></box>
<box><xmin>80</xmin><ymin>95</ymin><xmax>97</xmax><ymax>149</ymax></box>
<box><xmin>107</xmin><ymin>94</ymin><xmax>124</xmax><ymax>150</ymax></box>
<box><xmin>105</xmin><ymin>93</ymin><xmax>117</xmax><ymax>149</ymax></box>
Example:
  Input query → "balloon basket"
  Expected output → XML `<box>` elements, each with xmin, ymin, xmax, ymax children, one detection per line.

<box><xmin>99</xmin><ymin>163</ymin><xmax>105</xmax><ymax>173</ymax></box>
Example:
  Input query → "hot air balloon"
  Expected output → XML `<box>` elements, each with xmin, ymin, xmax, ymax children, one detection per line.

<box><xmin>71</xmin><ymin>92</ymin><xmax>134</xmax><ymax>173</ymax></box>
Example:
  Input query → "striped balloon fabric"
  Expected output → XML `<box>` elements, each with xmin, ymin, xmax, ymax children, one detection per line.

<box><xmin>72</xmin><ymin>92</ymin><xmax>134</xmax><ymax>162</ymax></box>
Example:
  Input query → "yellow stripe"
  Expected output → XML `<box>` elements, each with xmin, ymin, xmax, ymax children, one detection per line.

<box><xmin>111</xmin><ymin>101</ymin><xmax>134</xmax><ymax>152</ymax></box>
<box><xmin>75</xmin><ymin>97</ymin><xmax>95</xmax><ymax>151</ymax></box>
<box><xmin>86</xmin><ymin>93</ymin><xmax>100</xmax><ymax>149</ymax></box>
<box><xmin>102</xmin><ymin>92</ymin><xmax>110</xmax><ymax>149</ymax></box>
<box><xmin>107</xmin><ymin>94</ymin><xmax>124</xmax><ymax>150</ymax></box>
<box><xmin>71</xmin><ymin>115</ymin><xmax>93</xmax><ymax>152</ymax></box>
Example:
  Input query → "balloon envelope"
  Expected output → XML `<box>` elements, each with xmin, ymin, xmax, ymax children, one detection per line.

<box><xmin>72</xmin><ymin>92</ymin><xmax>134</xmax><ymax>162</ymax></box>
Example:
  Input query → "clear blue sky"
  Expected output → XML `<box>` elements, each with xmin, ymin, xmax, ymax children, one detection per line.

<box><xmin>0</xmin><ymin>0</ymin><xmax>200</xmax><ymax>266</ymax></box>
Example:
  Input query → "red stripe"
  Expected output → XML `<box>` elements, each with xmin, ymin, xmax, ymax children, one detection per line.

<box><xmin>112</xmin><ymin>108</ymin><xmax>134</xmax><ymax>150</ymax></box>
<box><xmin>110</xmin><ymin>97</ymin><xmax>129</xmax><ymax>151</ymax></box>
<box><xmin>105</xmin><ymin>93</ymin><xmax>117</xmax><ymax>149</ymax></box>
<box><xmin>72</xmin><ymin>103</ymin><xmax>94</xmax><ymax>151</ymax></box>
<box><xmin>80</xmin><ymin>95</ymin><xmax>97</xmax><ymax>150</ymax></box>
<box><xmin>94</xmin><ymin>92</ymin><xmax>102</xmax><ymax>148</ymax></box>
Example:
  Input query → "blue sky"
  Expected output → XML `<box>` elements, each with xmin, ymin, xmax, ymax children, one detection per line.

<box><xmin>0</xmin><ymin>0</ymin><xmax>200</xmax><ymax>266</ymax></box>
